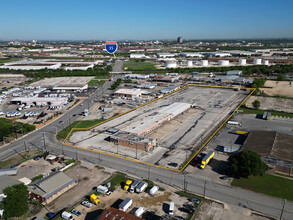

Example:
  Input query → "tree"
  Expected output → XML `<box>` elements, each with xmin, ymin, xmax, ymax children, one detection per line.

<box><xmin>229</xmin><ymin>150</ymin><xmax>268</xmax><ymax>178</ymax></box>
<box><xmin>252</xmin><ymin>100</ymin><xmax>260</xmax><ymax>109</ymax></box>
<box><xmin>277</xmin><ymin>74</ymin><xmax>286</xmax><ymax>81</ymax></box>
<box><xmin>0</xmin><ymin>184</ymin><xmax>29</xmax><ymax>219</ymax></box>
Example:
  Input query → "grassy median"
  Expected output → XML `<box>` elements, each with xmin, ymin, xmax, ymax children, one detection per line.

<box><xmin>232</xmin><ymin>174</ymin><xmax>293</xmax><ymax>201</ymax></box>
<box><xmin>57</xmin><ymin>119</ymin><xmax>105</xmax><ymax>140</ymax></box>
<box><xmin>238</xmin><ymin>107</ymin><xmax>293</xmax><ymax>118</ymax></box>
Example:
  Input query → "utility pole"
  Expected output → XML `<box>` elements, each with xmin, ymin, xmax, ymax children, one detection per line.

<box><xmin>203</xmin><ymin>179</ymin><xmax>207</xmax><ymax>198</ymax></box>
<box><xmin>280</xmin><ymin>199</ymin><xmax>287</xmax><ymax>220</ymax></box>
<box><xmin>148</xmin><ymin>165</ymin><xmax>150</xmax><ymax>180</ymax></box>
<box><xmin>61</xmin><ymin>144</ymin><xmax>64</xmax><ymax>155</ymax></box>
<box><xmin>136</xmin><ymin>145</ymin><xmax>138</xmax><ymax>159</ymax></box>
<box><xmin>68</xmin><ymin>116</ymin><xmax>71</xmax><ymax>131</ymax></box>
<box><xmin>183</xmin><ymin>172</ymin><xmax>187</xmax><ymax>191</ymax></box>
<box><xmin>75</xmin><ymin>147</ymin><xmax>78</xmax><ymax>160</ymax></box>
<box><xmin>24</xmin><ymin>141</ymin><xmax>27</xmax><ymax>153</ymax></box>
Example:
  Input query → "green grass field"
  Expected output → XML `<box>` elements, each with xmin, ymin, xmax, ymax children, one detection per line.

<box><xmin>238</xmin><ymin>107</ymin><xmax>293</xmax><ymax>118</ymax></box>
<box><xmin>0</xmin><ymin>58</ymin><xmax>20</xmax><ymax>63</ymax></box>
<box><xmin>232</xmin><ymin>174</ymin><xmax>293</xmax><ymax>201</ymax></box>
<box><xmin>124</xmin><ymin>61</ymin><xmax>156</xmax><ymax>71</ymax></box>
<box><xmin>88</xmin><ymin>79</ymin><xmax>106</xmax><ymax>86</ymax></box>
<box><xmin>57</xmin><ymin>119</ymin><xmax>105</xmax><ymax>140</ymax></box>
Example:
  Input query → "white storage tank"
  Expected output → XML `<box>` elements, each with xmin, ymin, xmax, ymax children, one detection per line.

<box><xmin>187</xmin><ymin>60</ymin><xmax>193</xmax><ymax>67</ymax></box>
<box><xmin>238</xmin><ymin>59</ymin><xmax>246</xmax><ymax>65</ymax></box>
<box><xmin>218</xmin><ymin>60</ymin><xmax>229</xmax><ymax>66</ymax></box>
<box><xmin>165</xmin><ymin>61</ymin><xmax>177</xmax><ymax>68</ymax></box>
<box><xmin>200</xmin><ymin>60</ymin><xmax>208</xmax><ymax>66</ymax></box>
<box><xmin>263</xmin><ymin>60</ymin><xmax>269</xmax><ymax>65</ymax></box>
<box><xmin>254</xmin><ymin>58</ymin><xmax>262</xmax><ymax>65</ymax></box>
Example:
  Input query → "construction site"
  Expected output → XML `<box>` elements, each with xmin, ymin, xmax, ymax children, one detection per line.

<box><xmin>67</xmin><ymin>85</ymin><xmax>250</xmax><ymax>168</ymax></box>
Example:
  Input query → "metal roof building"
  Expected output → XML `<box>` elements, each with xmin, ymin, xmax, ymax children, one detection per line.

<box><xmin>28</xmin><ymin>171</ymin><xmax>77</xmax><ymax>204</ymax></box>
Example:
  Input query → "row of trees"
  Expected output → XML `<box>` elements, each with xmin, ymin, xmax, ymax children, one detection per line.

<box><xmin>126</xmin><ymin>63</ymin><xmax>293</xmax><ymax>76</ymax></box>
<box><xmin>111</xmin><ymin>78</ymin><xmax>122</xmax><ymax>90</ymax></box>
<box><xmin>0</xmin><ymin>119</ymin><xmax>35</xmax><ymax>140</ymax></box>
<box><xmin>0</xmin><ymin>64</ymin><xmax>112</xmax><ymax>80</ymax></box>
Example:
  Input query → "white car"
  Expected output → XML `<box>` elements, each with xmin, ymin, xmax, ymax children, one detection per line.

<box><xmin>0</xmin><ymin>111</ymin><xmax>4</xmax><ymax>116</ymax></box>
<box><xmin>81</xmin><ymin>200</ymin><xmax>93</xmax><ymax>208</ymax></box>
<box><xmin>15</xmin><ymin>112</ymin><xmax>21</xmax><ymax>116</ymax></box>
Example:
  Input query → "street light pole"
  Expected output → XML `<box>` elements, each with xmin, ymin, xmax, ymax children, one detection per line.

<box><xmin>42</xmin><ymin>132</ymin><xmax>46</xmax><ymax>151</ymax></box>
<box><xmin>280</xmin><ymin>199</ymin><xmax>287</xmax><ymax>220</ymax></box>
<box><xmin>183</xmin><ymin>172</ymin><xmax>187</xmax><ymax>191</ymax></box>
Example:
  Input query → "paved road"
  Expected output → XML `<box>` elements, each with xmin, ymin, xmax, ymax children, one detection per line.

<box><xmin>112</xmin><ymin>59</ymin><xmax>124</xmax><ymax>72</ymax></box>
<box><xmin>0</xmin><ymin>61</ymin><xmax>293</xmax><ymax>219</ymax></box>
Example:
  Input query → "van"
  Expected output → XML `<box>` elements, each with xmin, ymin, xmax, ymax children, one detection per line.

<box><xmin>169</xmin><ymin>202</ymin><xmax>174</xmax><ymax>216</ymax></box>
<box><xmin>61</xmin><ymin>211</ymin><xmax>74</xmax><ymax>220</ymax></box>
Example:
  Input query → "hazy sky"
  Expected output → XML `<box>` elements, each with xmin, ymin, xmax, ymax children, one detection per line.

<box><xmin>0</xmin><ymin>0</ymin><xmax>292</xmax><ymax>40</ymax></box>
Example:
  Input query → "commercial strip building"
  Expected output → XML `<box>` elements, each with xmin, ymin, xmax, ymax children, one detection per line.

<box><xmin>11</xmin><ymin>97</ymin><xmax>68</xmax><ymax>107</ymax></box>
<box><xmin>28</xmin><ymin>171</ymin><xmax>77</xmax><ymax>204</ymax></box>
<box><xmin>130</xmin><ymin>54</ymin><xmax>146</xmax><ymax>59</ymax></box>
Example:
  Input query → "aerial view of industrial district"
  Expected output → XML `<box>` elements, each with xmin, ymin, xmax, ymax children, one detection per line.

<box><xmin>0</xmin><ymin>0</ymin><xmax>293</xmax><ymax>220</ymax></box>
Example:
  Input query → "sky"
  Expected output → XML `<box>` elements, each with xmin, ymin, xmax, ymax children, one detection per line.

<box><xmin>0</xmin><ymin>0</ymin><xmax>293</xmax><ymax>40</ymax></box>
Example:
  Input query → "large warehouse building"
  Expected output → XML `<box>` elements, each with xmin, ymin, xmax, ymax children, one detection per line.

<box><xmin>11</xmin><ymin>97</ymin><xmax>68</xmax><ymax>106</ymax></box>
<box><xmin>109</xmin><ymin>102</ymin><xmax>191</xmax><ymax>151</ymax></box>
<box><xmin>114</xmin><ymin>89</ymin><xmax>143</xmax><ymax>100</ymax></box>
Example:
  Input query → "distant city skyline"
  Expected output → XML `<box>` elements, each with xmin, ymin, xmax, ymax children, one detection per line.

<box><xmin>0</xmin><ymin>0</ymin><xmax>293</xmax><ymax>40</ymax></box>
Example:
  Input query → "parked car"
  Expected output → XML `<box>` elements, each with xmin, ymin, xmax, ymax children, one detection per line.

<box><xmin>183</xmin><ymin>203</ymin><xmax>196</xmax><ymax>211</ymax></box>
<box><xmin>81</xmin><ymin>200</ymin><xmax>93</xmax><ymax>208</ymax></box>
<box><xmin>71</xmin><ymin>209</ymin><xmax>81</xmax><ymax>216</ymax></box>
<box><xmin>34</xmin><ymin>155</ymin><xmax>42</xmax><ymax>161</ymax></box>
<box><xmin>189</xmin><ymin>198</ymin><xmax>200</xmax><ymax>205</ymax></box>
<box><xmin>167</xmin><ymin>162</ymin><xmax>178</xmax><ymax>167</ymax></box>
<box><xmin>219</xmin><ymin>176</ymin><xmax>231</xmax><ymax>180</ymax></box>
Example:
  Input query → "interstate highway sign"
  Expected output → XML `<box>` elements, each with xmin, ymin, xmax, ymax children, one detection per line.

<box><xmin>105</xmin><ymin>41</ymin><xmax>118</xmax><ymax>54</ymax></box>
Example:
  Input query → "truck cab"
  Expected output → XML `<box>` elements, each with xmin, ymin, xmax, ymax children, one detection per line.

<box><xmin>124</xmin><ymin>180</ymin><xmax>133</xmax><ymax>191</ymax></box>
<box><xmin>90</xmin><ymin>194</ymin><xmax>100</xmax><ymax>205</ymax></box>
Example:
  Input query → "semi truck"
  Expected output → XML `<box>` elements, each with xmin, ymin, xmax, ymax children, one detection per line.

<box><xmin>227</xmin><ymin>121</ymin><xmax>241</xmax><ymax>126</ymax></box>
<box><xmin>130</xmin><ymin>180</ymin><xmax>140</xmax><ymax>193</ymax></box>
<box><xmin>96</xmin><ymin>185</ymin><xmax>111</xmax><ymax>196</ymax></box>
<box><xmin>136</xmin><ymin>181</ymin><xmax>148</xmax><ymax>193</ymax></box>
<box><xmin>90</xmin><ymin>194</ymin><xmax>100</xmax><ymax>205</ymax></box>
<box><xmin>200</xmin><ymin>150</ymin><xmax>215</xmax><ymax>169</ymax></box>
<box><xmin>124</xmin><ymin>179</ymin><xmax>133</xmax><ymax>191</ymax></box>
<box><xmin>119</xmin><ymin>198</ymin><xmax>132</xmax><ymax>212</ymax></box>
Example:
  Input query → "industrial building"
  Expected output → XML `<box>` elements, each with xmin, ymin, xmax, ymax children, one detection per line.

<box><xmin>28</xmin><ymin>171</ymin><xmax>77</xmax><ymax>204</ymax></box>
<box><xmin>124</xmin><ymin>74</ymin><xmax>149</xmax><ymax>79</ymax></box>
<box><xmin>0</xmin><ymin>62</ymin><xmax>61</xmax><ymax>70</ymax></box>
<box><xmin>137</xmin><ymin>83</ymin><xmax>156</xmax><ymax>89</ymax></box>
<box><xmin>205</xmin><ymin>52</ymin><xmax>231</xmax><ymax>57</ymax></box>
<box><xmin>130</xmin><ymin>53</ymin><xmax>145</xmax><ymax>59</ymax></box>
<box><xmin>109</xmin><ymin>102</ymin><xmax>191</xmax><ymax>151</ymax></box>
<box><xmin>109</xmin><ymin>131</ymin><xmax>157</xmax><ymax>152</ymax></box>
<box><xmin>242</xmin><ymin>130</ymin><xmax>293</xmax><ymax>168</ymax></box>
<box><xmin>121</xmin><ymin>102</ymin><xmax>190</xmax><ymax>136</ymax></box>
<box><xmin>180</xmin><ymin>52</ymin><xmax>204</xmax><ymax>57</ymax></box>
<box><xmin>11</xmin><ymin>97</ymin><xmax>68</xmax><ymax>107</ymax></box>
<box><xmin>156</xmin><ymin>53</ymin><xmax>175</xmax><ymax>58</ymax></box>
<box><xmin>114</xmin><ymin>89</ymin><xmax>142</xmax><ymax>99</ymax></box>
<box><xmin>153</xmin><ymin>76</ymin><xmax>180</xmax><ymax>83</ymax></box>
<box><xmin>160</xmin><ymin>86</ymin><xmax>180</xmax><ymax>94</ymax></box>
<box><xmin>227</xmin><ymin>70</ymin><xmax>242</xmax><ymax>76</ymax></box>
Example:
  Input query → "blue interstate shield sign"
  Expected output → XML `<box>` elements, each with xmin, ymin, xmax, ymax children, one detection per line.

<box><xmin>105</xmin><ymin>41</ymin><xmax>118</xmax><ymax>54</ymax></box>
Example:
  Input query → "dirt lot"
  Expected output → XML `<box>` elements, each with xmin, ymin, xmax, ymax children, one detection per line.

<box><xmin>73</xmin><ymin>186</ymin><xmax>193</xmax><ymax>220</ymax></box>
<box><xmin>14</xmin><ymin>154</ymin><xmax>65</xmax><ymax>179</ymax></box>
<box><xmin>195</xmin><ymin>201</ymin><xmax>270</xmax><ymax>220</ymax></box>
<box><xmin>246</xmin><ymin>96</ymin><xmax>293</xmax><ymax>113</ymax></box>
<box><xmin>261</xmin><ymin>80</ymin><xmax>293</xmax><ymax>98</ymax></box>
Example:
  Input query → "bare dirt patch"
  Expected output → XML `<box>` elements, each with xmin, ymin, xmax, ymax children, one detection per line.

<box><xmin>261</xmin><ymin>80</ymin><xmax>293</xmax><ymax>98</ymax></box>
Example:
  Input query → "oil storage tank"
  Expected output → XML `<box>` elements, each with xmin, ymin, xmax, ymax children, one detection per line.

<box><xmin>238</xmin><ymin>59</ymin><xmax>246</xmax><ymax>65</ymax></box>
<box><xmin>218</xmin><ymin>60</ymin><xmax>229</xmax><ymax>66</ymax></box>
<box><xmin>254</xmin><ymin>58</ymin><xmax>262</xmax><ymax>65</ymax></box>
